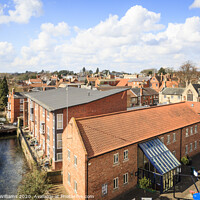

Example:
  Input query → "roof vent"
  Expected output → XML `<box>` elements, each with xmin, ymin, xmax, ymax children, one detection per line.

<box><xmin>191</xmin><ymin>104</ymin><xmax>194</xmax><ymax>107</ymax></box>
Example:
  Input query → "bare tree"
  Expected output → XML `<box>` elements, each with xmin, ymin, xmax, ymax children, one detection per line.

<box><xmin>176</xmin><ymin>61</ymin><xmax>198</xmax><ymax>87</ymax></box>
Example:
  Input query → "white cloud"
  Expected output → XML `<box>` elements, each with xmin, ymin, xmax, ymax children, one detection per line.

<box><xmin>189</xmin><ymin>0</ymin><xmax>200</xmax><ymax>9</ymax></box>
<box><xmin>9</xmin><ymin>5</ymin><xmax>200</xmax><ymax>73</ymax></box>
<box><xmin>0</xmin><ymin>0</ymin><xmax>42</xmax><ymax>24</ymax></box>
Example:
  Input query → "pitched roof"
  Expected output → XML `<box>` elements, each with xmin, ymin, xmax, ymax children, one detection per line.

<box><xmin>25</xmin><ymin>87</ymin><xmax>128</xmax><ymax>111</ymax></box>
<box><xmin>192</xmin><ymin>84</ymin><xmax>200</xmax><ymax>96</ymax></box>
<box><xmin>131</xmin><ymin>88</ymin><xmax>158</xmax><ymax>96</ymax></box>
<box><xmin>76</xmin><ymin>102</ymin><xmax>200</xmax><ymax>158</ymax></box>
<box><xmin>161</xmin><ymin>88</ymin><xmax>185</xmax><ymax>95</ymax></box>
<box><xmin>128</xmin><ymin>77</ymin><xmax>150</xmax><ymax>82</ymax></box>
<box><xmin>116</xmin><ymin>79</ymin><xmax>129</xmax><ymax>86</ymax></box>
<box><xmin>185</xmin><ymin>102</ymin><xmax>200</xmax><ymax>114</ymax></box>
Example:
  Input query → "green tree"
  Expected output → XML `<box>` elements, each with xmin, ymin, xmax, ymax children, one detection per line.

<box><xmin>0</xmin><ymin>76</ymin><xmax>9</xmax><ymax>108</ymax></box>
<box><xmin>95</xmin><ymin>67</ymin><xmax>99</xmax><ymax>74</ymax></box>
<box><xmin>17</xmin><ymin>168</ymin><xmax>52</xmax><ymax>200</ymax></box>
<box><xmin>158</xmin><ymin>67</ymin><xmax>166</xmax><ymax>75</ymax></box>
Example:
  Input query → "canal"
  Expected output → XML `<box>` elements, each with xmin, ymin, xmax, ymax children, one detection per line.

<box><xmin>0</xmin><ymin>138</ymin><xmax>28</xmax><ymax>197</ymax></box>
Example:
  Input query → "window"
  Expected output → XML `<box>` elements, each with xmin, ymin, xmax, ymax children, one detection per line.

<box><xmin>47</xmin><ymin>111</ymin><xmax>50</xmax><ymax>121</ymax></box>
<box><xmin>57</xmin><ymin>114</ymin><xmax>63</xmax><ymax>129</ymax></box>
<box><xmin>173</xmin><ymin>133</ymin><xmax>176</xmax><ymax>142</ymax></box>
<box><xmin>172</xmin><ymin>150</ymin><xmax>176</xmax><ymax>156</ymax></box>
<box><xmin>74</xmin><ymin>180</ymin><xmax>77</xmax><ymax>193</ymax></box>
<box><xmin>113</xmin><ymin>177</ymin><xmax>118</xmax><ymax>189</ymax></box>
<box><xmin>185</xmin><ymin>145</ymin><xmax>188</xmax><ymax>154</ymax></box>
<box><xmin>20</xmin><ymin>99</ymin><xmax>24</xmax><ymax>104</ymax></box>
<box><xmin>43</xmin><ymin>108</ymin><xmax>45</xmax><ymax>117</ymax></box>
<box><xmin>68</xmin><ymin>149</ymin><xmax>70</xmax><ymax>160</ymax></box>
<box><xmin>74</xmin><ymin>155</ymin><xmax>77</xmax><ymax>167</ymax></box>
<box><xmin>171</xmin><ymin>95</ymin><xmax>174</xmax><ymax>99</ymax></box>
<box><xmin>57</xmin><ymin>134</ymin><xmax>62</xmax><ymax>149</ymax></box>
<box><xmin>123</xmin><ymin>173</ymin><xmax>128</xmax><ymax>184</ymax></box>
<box><xmin>40</xmin><ymin>122</ymin><xmax>45</xmax><ymax>134</ymax></box>
<box><xmin>164</xmin><ymin>95</ymin><xmax>166</xmax><ymax>98</ymax></box>
<box><xmin>20</xmin><ymin>104</ymin><xmax>23</xmax><ymax>111</ymax></box>
<box><xmin>191</xmin><ymin>127</ymin><xmax>193</xmax><ymax>135</ymax></box>
<box><xmin>190</xmin><ymin>143</ymin><xmax>193</xmax><ymax>152</ymax></box>
<box><xmin>186</xmin><ymin>128</ymin><xmax>189</xmax><ymax>137</ymax></box>
<box><xmin>102</xmin><ymin>184</ymin><xmax>108</xmax><ymax>196</ymax></box>
<box><xmin>195</xmin><ymin>125</ymin><xmax>198</xmax><ymax>134</ymax></box>
<box><xmin>68</xmin><ymin>173</ymin><xmax>71</xmax><ymax>185</ymax></box>
<box><xmin>47</xmin><ymin>126</ymin><xmax>50</xmax><ymax>141</ymax></box>
<box><xmin>114</xmin><ymin>153</ymin><xmax>119</xmax><ymax>164</ymax></box>
<box><xmin>167</xmin><ymin>135</ymin><xmax>170</xmax><ymax>144</ymax></box>
<box><xmin>57</xmin><ymin>153</ymin><xmax>62</xmax><ymax>161</ymax></box>
<box><xmin>124</xmin><ymin>150</ymin><xmax>128</xmax><ymax>160</ymax></box>
<box><xmin>195</xmin><ymin>141</ymin><xmax>197</xmax><ymax>150</ymax></box>
<box><xmin>160</xmin><ymin>137</ymin><xmax>164</xmax><ymax>143</ymax></box>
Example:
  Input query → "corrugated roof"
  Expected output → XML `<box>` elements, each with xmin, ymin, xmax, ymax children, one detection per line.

<box><xmin>161</xmin><ymin>88</ymin><xmax>185</xmax><ymax>95</ymax></box>
<box><xmin>25</xmin><ymin>87</ymin><xmax>128</xmax><ymax>111</ymax></box>
<box><xmin>76</xmin><ymin>102</ymin><xmax>200</xmax><ymax>158</ymax></box>
<box><xmin>139</xmin><ymin>138</ymin><xmax>181</xmax><ymax>175</ymax></box>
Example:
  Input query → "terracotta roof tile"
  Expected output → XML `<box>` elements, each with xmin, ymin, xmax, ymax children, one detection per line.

<box><xmin>76</xmin><ymin>102</ymin><xmax>200</xmax><ymax>158</ymax></box>
<box><xmin>116</xmin><ymin>79</ymin><xmax>129</xmax><ymax>86</ymax></box>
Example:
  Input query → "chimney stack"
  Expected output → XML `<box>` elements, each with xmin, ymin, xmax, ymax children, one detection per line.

<box><xmin>140</xmin><ymin>88</ymin><xmax>143</xmax><ymax>106</ymax></box>
<box><xmin>12</xmin><ymin>88</ymin><xmax>15</xmax><ymax>95</ymax></box>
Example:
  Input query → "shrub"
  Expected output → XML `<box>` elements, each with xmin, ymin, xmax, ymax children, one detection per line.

<box><xmin>181</xmin><ymin>156</ymin><xmax>189</xmax><ymax>165</ymax></box>
<box><xmin>17</xmin><ymin>168</ymin><xmax>52</xmax><ymax>200</ymax></box>
<box><xmin>139</xmin><ymin>176</ymin><xmax>151</xmax><ymax>189</ymax></box>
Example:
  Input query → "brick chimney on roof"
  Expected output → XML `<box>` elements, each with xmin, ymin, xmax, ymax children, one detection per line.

<box><xmin>140</xmin><ymin>88</ymin><xmax>143</xmax><ymax>106</ymax></box>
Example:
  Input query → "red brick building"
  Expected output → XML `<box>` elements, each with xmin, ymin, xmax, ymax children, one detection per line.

<box><xmin>63</xmin><ymin>102</ymin><xmax>200</xmax><ymax>199</ymax></box>
<box><xmin>25</xmin><ymin>87</ymin><xmax>127</xmax><ymax>170</ymax></box>
<box><xmin>128</xmin><ymin>77</ymin><xmax>150</xmax><ymax>88</ymax></box>
<box><xmin>95</xmin><ymin>78</ymin><xmax>119</xmax><ymax>87</ymax></box>
<box><xmin>7</xmin><ymin>88</ymin><xmax>27</xmax><ymax>123</ymax></box>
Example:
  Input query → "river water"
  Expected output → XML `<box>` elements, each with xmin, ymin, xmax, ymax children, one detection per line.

<box><xmin>0</xmin><ymin>138</ymin><xmax>28</xmax><ymax>197</ymax></box>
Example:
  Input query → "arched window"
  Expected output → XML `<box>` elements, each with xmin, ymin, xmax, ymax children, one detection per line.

<box><xmin>187</xmin><ymin>90</ymin><xmax>193</xmax><ymax>101</ymax></box>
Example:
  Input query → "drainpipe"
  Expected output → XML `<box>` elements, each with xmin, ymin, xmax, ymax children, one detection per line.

<box><xmin>86</xmin><ymin>157</ymin><xmax>89</xmax><ymax>200</ymax></box>
<box><xmin>180</xmin><ymin>128</ymin><xmax>182</xmax><ymax>161</ymax></box>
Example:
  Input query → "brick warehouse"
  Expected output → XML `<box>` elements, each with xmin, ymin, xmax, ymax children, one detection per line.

<box><xmin>24</xmin><ymin>87</ymin><xmax>128</xmax><ymax>170</ymax></box>
<box><xmin>62</xmin><ymin>102</ymin><xmax>200</xmax><ymax>200</ymax></box>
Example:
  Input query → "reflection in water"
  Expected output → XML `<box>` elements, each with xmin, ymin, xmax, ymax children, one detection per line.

<box><xmin>0</xmin><ymin>138</ymin><xmax>28</xmax><ymax>195</ymax></box>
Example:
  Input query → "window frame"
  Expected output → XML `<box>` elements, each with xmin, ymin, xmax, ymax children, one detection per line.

<box><xmin>123</xmin><ymin>173</ymin><xmax>128</xmax><ymax>184</ymax></box>
<box><xmin>167</xmin><ymin>135</ymin><xmax>170</xmax><ymax>144</ymax></box>
<box><xmin>113</xmin><ymin>177</ymin><xmax>119</xmax><ymax>190</ymax></box>
<box><xmin>113</xmin><ymin>153</ymin><xmax>119</xmax><ymax>164</ymax></box>
<box><xmin>74</xmin><ymin>155</ymin><xmax>77</xmax><ymax>167</ymax></box>
<box><xmin>57</xmin><ymin>153</ymin><xmax>62</xmax><ymax>161</ymax></box>
<box><xmin>57</xmin><ymin>114</ymin><xmax>63</xmax><ymax>130</ymax></box>
<box><xmin>57</xmin><ymin>133</ymin><xmax>62</xmax><ymax>149</ymax></box>
<box><xmin>124</xmin><ymin>150</ymin><xmax>128</xmax><ymax>161</ymax></box>
<box><xmin>173</xmin><ymin>133</ymin><xmax>176</xmax><ymax>142</ymax></box>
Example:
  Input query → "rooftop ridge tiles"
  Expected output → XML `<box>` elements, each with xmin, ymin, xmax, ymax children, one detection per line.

<box><xmin>76</xmin><ymin>101</ymin><xmax>186</xmax><ymax>121</ymax></box>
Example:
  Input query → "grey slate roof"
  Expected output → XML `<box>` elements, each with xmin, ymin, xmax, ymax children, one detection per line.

<box><xmin>128</xmin><ymin>77</ymin><xmax>150</xmax><ymax>82</ymax></box>
<box><xmin>161</xmin><ymin>88</ymin><xmax>185</xmax><ymax>95</ymax></box>
<box><xmin>14</xmin><ymin>92</ymin><xmax>27</xmax><ymax>99</ymax></box>
<box><xmin>131</xmin><ymin>88</ymin><xmax>158</xmax><ymax>96</ymax></box>
<box><xmin>192</xmin><ymin>84</ymin><xmax>200</xmax><ymax>96</ymax></box>
<box><xmin>25</xmin><ymin>87</ymin><xmax>128</xmax><ymax>111</ymax></box>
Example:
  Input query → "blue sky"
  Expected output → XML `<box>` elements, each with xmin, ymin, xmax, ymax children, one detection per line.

<box><xmin>1</xmin><ymin>0</ymin><xmax>200</xmax><ymax>73</ymax></box>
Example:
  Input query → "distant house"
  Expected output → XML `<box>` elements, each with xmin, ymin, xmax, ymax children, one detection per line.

<box><xmin>95</xmin><ymin>78</ymin><xmax>119</xmax><ymax>87</ymax></box>
<box><xmin>7</xmin><ymin>88</ymin><xmax>27</xmax><ymax>123</ymax></box>
<box><xmin>182</xmin><ymin>83</ymin><xmax>200</xmax><ymax>102</ymax></box>
<box><xmin>127</xmin><ymin>87</ymin><xmax>159</xmax><ymax>107</ymax></box>
<box><xmin>128</xmin><ymin>77</ymin><xmax>150</xmax><ymax>88</ymax></box>
<box><xmin>159</xmin><ymin>88</ymin><xmax>185</xmax><ymax>104</ymax></box>
<box><xmin>24</xmin><ymin>87</ymin><xmax>128</xmax><ymax>170</ymax></box>
<box><xmin>116</xmin><ymin>79</ymin><xmax>129</xmax><ymax>86</ymax></box>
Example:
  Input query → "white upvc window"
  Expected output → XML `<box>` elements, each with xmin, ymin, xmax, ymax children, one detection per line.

<box><xmin>123</xmin><ymin>173</ymin><xmax>128</xmax><ymax>184</ymax></box>
<box><xmin>57</xmin><ymin>133</ymin><xmax>62</xmax><ymax>149</ymax></box>
<box><xmin>124</xmin><ymin>150</ymin><xmax>128</xmax><ymax>160</ymax></box>
<box><xmin>57</xmin><ymin>114</ymin><xmax>63</xmax><ymax>130</ymax></box>
<box><xmin>47</xmin><ymin>111</ymin><xmax>50</xmax><ymax>121</ymax></box>
<box><xmin>167</xmin><ymin>135</ymin><xmax>170</xmax><ymax>144</ymax></box>
<box><xmin>195</xmin><ymin>125</ymin><xmax>198</xmax><ymax>134</ymax></box>
<box><xmin>114</xmin><ymin>153</ymin><xmax>119</xmax><ymax>164</ymax></box>
<box><xmin>68</xmin><ymin>149</ymin><xmax>70</xmax><ymax>160</ymax></box>
<box><xmin>173</xmin><ymin>133</ymin><xmax>176</xmax><ymax>142</ymax></box>
<box><xmin>68</xmin><ymin>173</ymin><xmax>71</xmax><ymax>185</ymax></box>
<box><xmin>40</xmin><ymin>122</ymin><xmax>45</xmax><ymax>134</ymax></box>
<box><xmin>195</xmin><ymin>141</ymin><xmax>197</xmax><ymax>150</ymax></box>
<box><xmin>186</xmin><ymin>128</ymin><xmax>189</xmax><ymax>137</ymax></box>
<box><xmin>74</xmin><ymin>155</ymin><xmax>77</xmax><ymax>167</ymax></box>
<box><xmin>47</xmin><ymin>126</ymin><xmax>50</xmax><ymax>141</ymax></box>
<box><xmin>57</xmin><ymin>153</ymin><xmax>62</xmax><ymax>161</ymax></box>
<box><xmin>43</xmin><ymin>108</ymin><xmax>45</xmax><ymax>117</ymax></box>
<box><xmin>102</xmin><ymin>183</ymin><xmax>108</xmax><ymax>196</ymax></box>
<box><xmin>74</xmin><ymin>180</ymin><xmax>77</xmax><ymax>193</ymax></box>
<box><xmin>190</xmin><ymin>143</ymin><xmax>193</xmax><ymax>152</ymax></box>
<box><xmin>20</xmin><ymin>99</ymin><xmax>24</xmax><ymax>104</ymax></box>
<box><xmin>185</xmin><ymin>145</ymin><xmax>188</xmax><ymax>154</ymax></box>
<box><xmin>113</xmin><ymin>177</ymin><xmax>118</xmax><ymax>189</ymax></box>
<box><xmin>20</xmin><ymin>104</ymin><xmax>23</xmax><ymax>111</ymax></box>
<box><xmin>191</xmin><ymin>127</ymin><xmax>193</xmax><ymax>135</ymax></box>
